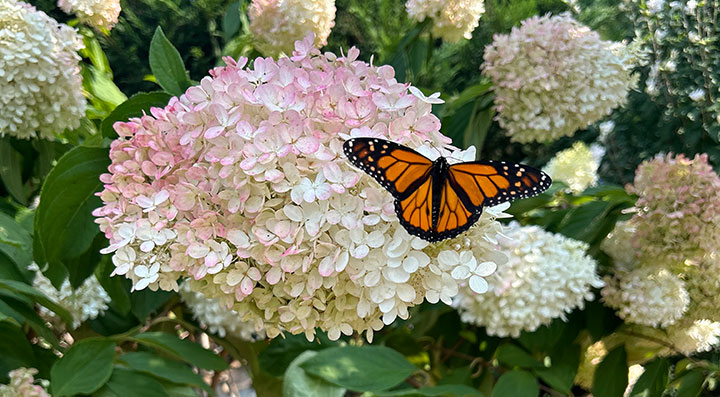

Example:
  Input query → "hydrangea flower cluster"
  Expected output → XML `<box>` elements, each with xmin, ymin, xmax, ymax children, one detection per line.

<box><xmin>454</xmin><ymin>222</ymin><xmax>603</xmax><ymax>337</ymax></box>
<box><xmin>94</xmin><ymin>36</ymin><xmax>508</xmax><ymax>342</ymax></box>
<box><xmin>248</xmin><ymin>0</ymin><xmax>336</xmax><ymax>57</ymax></box>
<box><xmin>602</xmin><ymin>268</ymin><xmax>689</xmax><ymax>328</ymax></box>
<box><xmin>542</xmin><ymin>142</ymin><xmax>603</xmax><ymax>194</ymax></box>
<box><xmin>0</xmin><ymin>368</ymin><xmax>50</xmax><ymax>397</ymax></box>
<box><xmin>601</xmin><ymin>154</ymin><xmax>720</xmax><ymax>354</ymax></box>
<box><xmin>628</xmin><ymin>154</ymin><xmax>720</xmax><ymax>266</ymax></box>
<box><xmin>405</xmin><ymin>0</ymin><xmax>485</xmax><ymax>42</ymax></box>
<box><xmin>179</xmin><ymin>283</ymin><xmax>264</xmax><ymax>340</ymax></box>
<box><xmin>0</xmin><ymin>0</ymin><xmax>86</xmax><ymax>140</ymax></box>
<box><xmin>482</xmin><ymin>14</ymin><xmax>638</xmax><ymax>143</ymax></box>
<box><xmin>57</xmin><ymin>0</ymin><xmax>121</xmax><ymax>31</ymax></box>
<box><xmin>30</xmin><ymin>264</ymin><xmax>111</xmax><ymax>329</ymax></box>
<box><xmin>625</xmin><ymin>0</ymin><xmax>720</xmax><ymax>139</ymax></box>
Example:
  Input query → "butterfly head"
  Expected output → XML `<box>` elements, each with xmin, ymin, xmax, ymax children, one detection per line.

<box><xmin>433</xmin><ymin>155</ymin><xmax>449</xmax><ymax>174</ymax></box>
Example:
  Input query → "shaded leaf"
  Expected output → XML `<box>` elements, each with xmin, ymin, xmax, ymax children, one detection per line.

<box><xmin>301</xmin><ymin>345</ymin><xmax>416</xmax><ymax>392</ymax></box>
<box><xmin>133</xmin><ymin>332</ymin><xmax>228</xmax><ymax>371</ymax></box>
<box><xmin>629</xmin><ymin>358</ymin><xmax>669</xmax><ymax>397</ymax></box>
<box><xmin>375</xmin><ymin>385</ymin><xmax>483</xmax><ymax>396</ymax></box>
<box><xmin>491</xmin><ymin>370</ymin><xmax>539</xmax><ymax>397</ymax></box>
<box><xmin>50</xmin><ymin>338</ymin><xmax>115</xmax><ymax>396</ymax></box>
<box><xmin>96</xmin><ymin>367</ymin><xmax>169</xmax><ymax>397</ymax></box>
<box><xmin>592</xmin><ymin>345</ymin><xmax>628</xmax><ymax>397</ymax></box>
<box><xmin>496</xmin><ymin>344</ymin><xmax>542</xmax><ymax>369</ymax></box>
<box><xmin>33</xmin><ymin>147</ymin><xmax>110</xmax><ymax>288</ymax></box>
<box><xmin>0</xmin><ymin>139</ymin><xmax>26</xmax><ymax>204</ymax></box>
<box><xmin>118</xmin><ymin>352</ymin><xmax>212</xmax><ymax>393</ymax></box>
<box><xmin>282</xmin><ymin>351</ymin><xmax>345</xmax><ymax>397</ymax></box>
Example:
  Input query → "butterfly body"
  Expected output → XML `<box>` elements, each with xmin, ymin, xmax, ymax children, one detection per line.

<box><xmin>343</xmin><ymin>138</ymin><xmax>551</xmax><ymax>242</ymax></box>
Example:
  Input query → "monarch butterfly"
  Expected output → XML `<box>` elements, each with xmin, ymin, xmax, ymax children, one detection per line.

<box><xmin>343</xmin><ymin>138</ymin><xmax>552</xmax><ymax>242</ymax></box>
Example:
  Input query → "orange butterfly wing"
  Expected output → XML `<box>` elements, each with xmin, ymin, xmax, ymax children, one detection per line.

<box><xmin>448</xmin><ymin>161</ymin><xmax>551</xmax><ymax>211</ymax></box>
<box><xmin>343</xmin><ymin>138</ymin><xmax>433</xmax><ymax>200</ymax></box>
<box><xmin>432</xmin><ymin>179</ymin><xmax>481</xmax><ymax>241</ymax></box>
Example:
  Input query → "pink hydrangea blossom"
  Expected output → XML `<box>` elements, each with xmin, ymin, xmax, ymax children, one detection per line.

<box><xmin>94</xmin><ymin>35</ymin><xmax>508</xmax><ymax>341</ymax></box>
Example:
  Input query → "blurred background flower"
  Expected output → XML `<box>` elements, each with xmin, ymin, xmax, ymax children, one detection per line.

<box><xmin>57</xmin><ymin>0</ymin><xmax>121</xmax><ymax>30</ymax></box>
<box><xmin>249</xmin><ymin>0</ymin><xmax>336</xmax><ymax>56</ymax></box>
<box><xmin>0</xmin><ymin>0</ymin><xmax>85</xmax><ymax>139</ymax></box>
<box><xmin>405</xmin><ymin>0</ymin><xmax>485</xmax><ymax>42</ymax></box>
<box><xmin>482</xmin><ymin>13</ymin><xmax>639</xmax><ymax>143</ymax></box>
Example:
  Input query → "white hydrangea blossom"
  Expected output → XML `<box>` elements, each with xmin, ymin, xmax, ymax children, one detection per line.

<box><xmin>667</xmin><ymin>319</ymin><xmax>720</xmax><ymax>355</ymax></box>
<box><xmin>249</xmin><ymin>0</ymin><xmax>336</xmax><ymax>57</ymax></box>
<box><xmin>454</xmin><ymin>222</ymin><xmax>603</xmax><ymax>337</ymax></box>
<box><xmin>543</xmin><ymin>142</ymin><xmax>602</xmax><ymax>194</ymax></box>
<box><xmin>179</xmin><ymin>283</ymin><xmax>264</xmax><ymax>341</ymax></box>
<box><xmin>602</xmin><ymin>268</ymin><xmax>689</xmax><ymax>328</ymax></box>
<box><xmin>405</xmin><ymin>0</ymin><xmax>485</xmax><ymax>42</ymax></box>
<box><xmin>57</xmin><ymin>0</ymin><xmax>121</xmax><ymax>31</ymax></box>
<box><xmin>0</xmin><ymin>0</ymin><xmax>86</xmax><ymax>139</ymax></box>
<box><xmin>482</xmin><ymin>13</ymin><xmax>638</xmax><ymax>143</ymax></box>
<box><xmin>30</xmin><ymin>264</ymin><xmax>110</xmax><ymax>329</ymax></box>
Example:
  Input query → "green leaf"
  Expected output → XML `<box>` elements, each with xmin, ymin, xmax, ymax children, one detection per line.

<box><xmin>375</xmin><ymin>385</ymin><xmax>483</xmax><ymax>396</ymax></box>
<box><xmin>676</xmin><ymin>369</ymin><xmax>705</xmax><ymax>397</ymax></box>
<box><xmin>0</xmin><ymin>279</ymin><xmax>73</xmax><ymax>324</ymax></box>
<box><xmin>50</xmin><ymin>338</ymin><xmax>115</xmax><ymax>396</ymax></box>
<box><xmin>533</xmin><ymin>344</ymin><xmax>580</xmax><ymax>394</ymax></box>
<box><xmin>0</xmin><ymin>319</ymin><xmax>36</xmax><ymax>369</ymax></box>
<box><xmin>222</xmin><ymin>1</ymin><xmax>241</xmax><ymax>41</ymax></box>
<box><xmin>95</xmin><ymin>256</ymin><xmax>131</xmax><ymax>315</ymax></box>
<box><xmin>557</xmin><ymin>200</ymin><xmax>613</xmax><ymax>242</ymax></box>
<box><xmin>132</xmin><ymin>332</ymin><xmax>229</xmax><ymax>371</ymax></box>
<box><xmin>491</xmin><ymin>370</ymin><xmax>539</xmax><ymax>397</ymax></box>
<box><xmin>495</xmin><ymin>344</ymin><xmax>542</xmax><ymax>369</ymax></box>
<box><xmin>130</xmin><ymin>288</ymin><xmax>174</xmax><ymax>320</ymax></box>
<box><xmin>283</xmin><ymin>351</ymin><xmax>345</xmax><ymax>397</ymax></box>
<box><xmin>101</xmin><ymin>92</ymin><xmax>172</xmax><ymax>139</ymax></box>
<box><xmin>0</xmin><ymin>211</ymin><xmax>33</xmax><ymax>282</ymax></box>
<box><xmin>66</xmin><ymin>232</ymin><xmax>106</xmax><ymax>289</ymax></box>
<box><xmin>592</xmin><ymin>345</ymin><xmax>628</xmax><ymax>397</ymax></box>
<box><xmin>33</xmin><ymin>146</ymin><xmax>110</xmax><ymax>287</ymax></box>
<box><xmin>300</xmin><ymin>345</ymin><xmax>416</xmax><ymax>392</ymax></box>
<box><xmin>118</xmin><ymin>352</ymin><xmax>212</xmax><ymax>393</ymax></box>
<box><xmin>259</xmin><ymin>332</ymin><xmax>336</xmax><ymax>376</ymax></box>
<box><xmin>149</xmin><ymin>27</ymin><xmax>191</xmax><ymax>96</ymax></box>
<box><xmin>0</xmin><ymin>138</ymin><xmax>27</xmax><ymax>205</ymax></box>
<box><xmin>96</xmin><ymin>367</ymin><xmax>169</xmax><ymax>397</ymax></box>
<box><xmin>629</xmin><ymin>358</ymin><xmax>669</xmax><ymax>397</ymax></box>
<box><xmin>1</xmin><ymin>296</ymin><xmax>61</xmax><ymax>349</ymax></box>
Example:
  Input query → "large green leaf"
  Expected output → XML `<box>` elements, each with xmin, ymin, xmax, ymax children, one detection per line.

<box><xmin>95</xmin><ymin>367</ymin><xmax>169</xmax><ymax>397</ymax></box>
<box><xmin>0</xmin><ymin>319</ymin><xmax>36</xmax><ymax>369</ymax></box>
<box><xmin>33</xmin><ymin>146</ymin><xmax>110</xmax><ymax>287</ymax></box>
<box><xmin>628</xmin><ymin>358</ymin><xmax>669</xmax><ymax>397</ymax></box>
<box><xmin>592</xmin><ymin>345</ymin><xmax>628</xmax><ymax>397</ymax></box>
<box><xmin>533</xmin><ymin>344</ymin><xmax>580</xmax><ymax>394</ymax></box>
<box><xmin>491</xmin><ymin>370</ymin><xmax>539</xmax><ymax>397</ymax></box>
<box><xmin>0</xmin><ymin>279</ymin><xmax>73</xmax><ymax>324</ymax></box>
<box><xmin>676</xmin><ymin>369</ymin><xmax>705</xmax><ymax>397</ymax></box>
<box><xmin>374</xmin><ymin>385</ymin><xmax>483</xmax><ymax>396</ymax></box>
<box><xmin>495</xmin><ymin>344</ymin><xmax>542</xmax><ymax>369</ymax></box>
<box><xmin>259</xmin><ymin>332</ymin><xmax>336</xmax><ymax>376</ymax></box>
<box><xmin>0</xmin><ymin>296</ymin><xmax>61</xmax><ymax>349</ymax></box>
<box><xmin>0</xmin><ymin>211</ymin><xmax>33</xmax><ymax>282</ymax></box>
<box><xmin>118</xmin><ymin>352</ymin><xmax>212</xmax><ymax>393</ymax></box>
<box><xmin>95</xmin><ymin>256</ymin><xmax>131</xmax><ymax>315</ymax></box>
<box><xmin>101</xmin><ymin>92</ymin><xmax>172</xmax><ymax>139</ymax></box>
<box><xmin>130</xmin><ymin>288</ymin><xmax>175</xmax><ymax>320</ymax></box>
<box><xmin>282</xmin><ymin>351</ymin><xmax>345</xmax><ymax>397</ymax></box>
<box><xmin>132</xmin><ymin>332</ymin><xmax>228</xmax><ymax>371</ymax></box>
<box><xmin>50</xmin><ymin>338</ymin><xmax>115</xmax><ymax>396</ymax></box>
<box><xmin>0</xmin><ymin>138</ymin><xmax>27</xmax><ymax>204</ymax></box>
<box><xmin>300</xmin><ymin>345</ymin><xmax>417</xmax><ymax>392</ymax></box>
<box><xmin>149</xmin><ymin>27</ymin><xmax>191</xmax><ymax>96</ymax></box>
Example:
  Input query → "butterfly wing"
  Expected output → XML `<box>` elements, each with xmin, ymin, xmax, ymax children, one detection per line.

<box><xmin>431</xmin><ymin>178</ymin><xmax>481</xmax><ymax>242</ymax></box>
<box><xmin>447</xmin><ymin>161</ymin><xmax>552</xmax><ymax>211</ymax></box>
<box><xmin>343</xmin><ymin>138</ymin><xmax>434</xmax><ymax>200</ymax></box>
<box><xmin>344</xmin><ymin>138</ymin><xmax>436</xmax><ymax>239</ymax></box>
